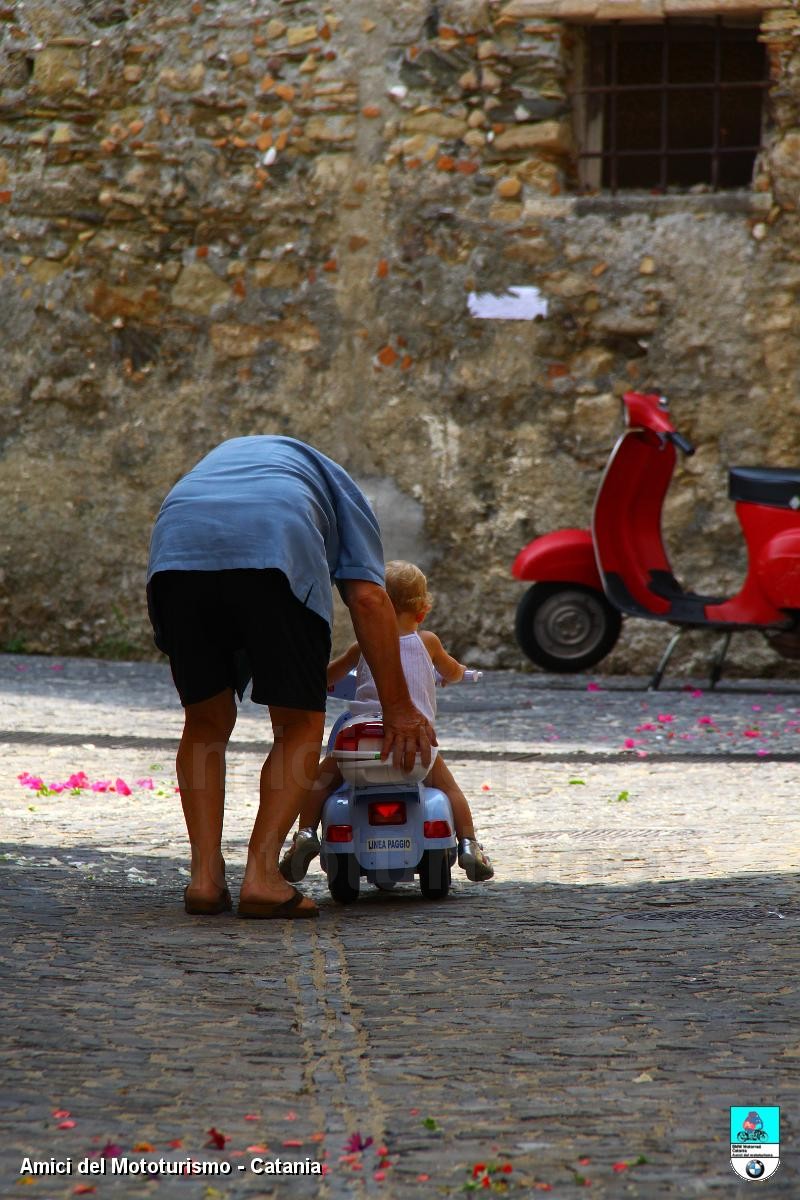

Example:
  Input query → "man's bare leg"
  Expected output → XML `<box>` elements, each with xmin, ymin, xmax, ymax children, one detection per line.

<box><xmin>240</xmin><ymin>706</ymin><xmax>325</xmax><ymax>907</ymax></box>
<box><xmin>176</xmin><ymin>688</ymin><xmax>237</xmax><ymax>905</ymax></box>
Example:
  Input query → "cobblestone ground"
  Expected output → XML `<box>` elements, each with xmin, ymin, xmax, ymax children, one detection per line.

<box><xmin>1</xmin><ymin>655</ymin><xmax>799</xmax><ymax>1198</ymax></box>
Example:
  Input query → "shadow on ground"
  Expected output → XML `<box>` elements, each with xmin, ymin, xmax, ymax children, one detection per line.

<box><xmin>1</xmin><ymin>842</ymin><xmax>798</xmax><ymax>1196</ymax></box>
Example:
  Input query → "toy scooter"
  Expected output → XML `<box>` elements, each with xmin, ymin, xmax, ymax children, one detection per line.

<box><xmin>512</xmin><ymin>391</ymin><xmax>800</xmax><ymax>687</ymax></box>
<box><xmin>320</xmin><ymin>671</ymin><xmax>481</xmax><ymax>903</ymax></box>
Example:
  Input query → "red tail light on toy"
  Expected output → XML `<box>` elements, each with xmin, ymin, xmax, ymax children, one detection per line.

<box><xmin>368</xmin><ymin>800</ymin><xmax>407</xmax><ymax>826</ymax></box>
<box><xmin>326</xmin><ymin>824</ymin><xmax>353</xmax><ymax>843</ymax></box>
<box><xmin>334</xmin><ymin>721</ymin><xmax>384</xmax><ymax>752</ymax></box>
<box><xmin>424</xmin><ymin>819</ymin><xmax>452</xmax><ymax>838</ymax></box>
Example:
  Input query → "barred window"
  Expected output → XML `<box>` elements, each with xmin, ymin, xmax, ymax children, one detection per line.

<box><xmin>575</xmin><ymin>20</ymin><xmax>769</xmax><ymax>193</ymax></box>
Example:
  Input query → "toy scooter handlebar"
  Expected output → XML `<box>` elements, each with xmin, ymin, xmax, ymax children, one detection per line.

<box><xmin>668</xmin><ymin>431</ymin><xmax>695</xmax><ymax>457</ymax></box>
<box><xmin>434</xmin><ymin>668</ymin><xmax>483</xmax><ymax>686</ymax></box>
<box><xmin>329</xmin><ymin>667</ymin><xmax>483</xmax><ymax>700</ymax></box>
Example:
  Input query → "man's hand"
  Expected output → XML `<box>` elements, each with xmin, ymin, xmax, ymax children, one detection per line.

<box><xmin>380</xmin><ymin>700</ymin><xmax>437</xmax><ymax>774</ymax></box>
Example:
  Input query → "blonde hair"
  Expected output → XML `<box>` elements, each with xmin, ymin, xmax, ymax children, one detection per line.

<box><xmin>384</xmin><ymin>560</ymin><xmax>432</xmax><ymax>615</ymax></box>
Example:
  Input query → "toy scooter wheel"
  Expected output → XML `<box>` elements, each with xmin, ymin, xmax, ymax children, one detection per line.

<box><xmin>419</xmin><ymin>850</ymin><xmax>451</xmax><ymax>900</ymax></box>
<box><xmin>327</xmin><ymin>853</ymin><xmax>360</xmax><ymax>904</ymax></box>
<box><xmin>515</xmin><ymin>582</ymin><xmax>621</xmax><ymax>673</ymax></box>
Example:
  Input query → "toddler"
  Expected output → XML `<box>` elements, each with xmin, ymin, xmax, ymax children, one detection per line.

<box><xmin>280</xmin><ymin>560</ymin><xmax>494</xmax><ymax>883</ymax></box>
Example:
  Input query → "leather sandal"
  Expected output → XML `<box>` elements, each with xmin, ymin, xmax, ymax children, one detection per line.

<box><xmin>183</xmin><ymin>885</ymin><xmax>233</xmax><ymax>916</ymax></box>
<box><xmin>237</xmin><ymin>886</ymin><xmax>319</xmax><ymax>920</ymax></box>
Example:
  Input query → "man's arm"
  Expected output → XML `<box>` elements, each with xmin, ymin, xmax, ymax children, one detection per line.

<box><xmin>339</xmin><ymin>579</ymin><xmax>436</xmax><ymax>771</ymax></box>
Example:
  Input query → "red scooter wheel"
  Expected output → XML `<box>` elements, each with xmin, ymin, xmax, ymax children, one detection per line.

<box><xmin>515</xmin><ymin>582</ymin><xmax>621</xmax><ymax>672</ymax></box>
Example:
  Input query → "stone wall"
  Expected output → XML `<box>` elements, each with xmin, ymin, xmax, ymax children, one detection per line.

<box><xmin>1</xmin><ymin>0</ymin><xmax>799</xmax><ymax>676</ymax></box>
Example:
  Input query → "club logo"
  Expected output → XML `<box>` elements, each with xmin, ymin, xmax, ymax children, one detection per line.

<box><xmin>730</xmin><ymin>1107</ymin><xmax>780</xmax><ymax>1182</ymax></box>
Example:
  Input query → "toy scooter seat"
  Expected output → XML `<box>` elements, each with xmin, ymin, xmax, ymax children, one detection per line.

<box><xmin>333</xmin><ymin>718</ymin><xmax>437</xmax><ymax>787</ymax></box>
<box><xmin>729</xmin><ymin>467</ymin><xmax>800</xmax><ymax>511</ymax></box>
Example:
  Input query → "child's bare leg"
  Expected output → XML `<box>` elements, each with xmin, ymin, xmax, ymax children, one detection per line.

<box><xmin>296</xmin><ymin>754</ymin><xmax>343</xmax><ymax>829</ymax></box>
<box><xmin>426</xmin><ymin>755</ymin><xmax>475</xmax><ymax>839</ymax></box>
<box><xmin>426</xmin><ymin>754</ymin><xmax>493</xmax><ymax>882</ymax></box>
<box><xmin>280</xmin><ymin>754</ymin><xmax>343</xmax><ymax>882</ymax></box>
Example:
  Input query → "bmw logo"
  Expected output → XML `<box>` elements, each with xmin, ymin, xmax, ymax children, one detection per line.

<box><xmin>746</xmin><ymin>1161</ymin><xmax>765</xmax><ymax>1179</ymax></box>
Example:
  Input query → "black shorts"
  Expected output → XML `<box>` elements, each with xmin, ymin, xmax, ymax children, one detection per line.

<box><xmin>147</xmin><ymin>569</ymin><xmax>331</xmax><ymax>710</ymax></box>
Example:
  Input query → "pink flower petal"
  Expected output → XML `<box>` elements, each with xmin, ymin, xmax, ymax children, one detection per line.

<box><xmin>114</xmin><ymin>778</ymin><xmax>132</xmax><ymax>796</ymax></box>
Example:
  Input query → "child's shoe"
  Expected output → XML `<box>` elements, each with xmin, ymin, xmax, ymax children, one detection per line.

<box><xmin>458</xmin><ymin>837</ymin><xmax>494</xmax><ymax>882</ymax></box>
<box><xmin>279</xmin><ymin>828</ymin><xmax>321</xmax><ymax>882</ymax></box>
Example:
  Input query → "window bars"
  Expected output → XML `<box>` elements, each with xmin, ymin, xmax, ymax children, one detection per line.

<box><xmin>575</xmin><ymin>19</ymin><xmax>769</xmax><ymax>192</ymax></box>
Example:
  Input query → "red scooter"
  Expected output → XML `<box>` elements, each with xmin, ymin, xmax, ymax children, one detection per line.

<box><xmin>512</xmin><ymin>391</ymin><xmax>800</xmax><ymax>687</ymax></box>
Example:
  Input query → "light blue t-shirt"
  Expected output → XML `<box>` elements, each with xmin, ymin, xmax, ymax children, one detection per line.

<box><xmin>147</xmin><ymin>436</ymin><xmax>384</xmax><ymax>628</ymax></box>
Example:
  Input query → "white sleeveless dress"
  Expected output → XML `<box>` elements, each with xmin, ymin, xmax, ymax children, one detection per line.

<box><xmin>348</xmin><ymin>632</ymin><xmax>436</xmax><ymax>724</ymax></box>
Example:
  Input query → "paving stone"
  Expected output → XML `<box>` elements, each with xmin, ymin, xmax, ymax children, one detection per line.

<box><xmin>1</xmin><ymin>655</ymin><xmax>799</xmax><ymax>1195</ymax></box>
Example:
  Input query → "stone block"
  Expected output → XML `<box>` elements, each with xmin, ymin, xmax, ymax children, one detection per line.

<box><xmin>516</xmin><ymin>158</ymin><xmax>561</xmax><ymax>192</ymax></box>
<box><xmin>769</xmin><ymin>132</ymin><xmax>800</xmax><ymax>209</ymax></box>
<box><xmin>252</xmin><ymin>260</ymin><xmax>304</xmax><ymax>288</ymax></box>
<box><xmin>286</xmin><ymin>24</ymin><xmax>318</xmax><ymax>47</ymax></box>
<box><xmin>266</xmin><ymin>316</ymin><xmax>320</xmax><ymax>352</ymax></box>
<box><xmin>665</xmin><ymin>0</ymin><xmax>772</xmax><ymax>11</ymax></box>
<box><xmin>503</xmin><ymin>236</ymin><xmax>556</xmax><ymax>264</ymax></box>
<box><xmin>88</xmin><ymin>282</ymin><xmax>162</xmax><ymax>323</ymax></box>
<box><xmin>170</xmin><ymin>263</ymin><xmax>230</xmax><ymax>315</ymax></box>
<box><xmin>159</xmin><ymin>64</ymin><xmax>205</xmax><ymax>92</ymax></box>
<box><xmin>492</xmin><ymin>119</ymin><xmax>571</xmax><ymax>154</ymax></box>
<box><xmin>439</xmin><ymin>0</ymin><xmax>492</xmax><ymax>30</ymax></box>
<box><xmin>310</xmin><ymin>153</ymin><xmax>356</xmax><ymax>191</ymax></box>
<box><xmin>497</xmin><ymin>175</ymin><xmax>523</xmax><ymax>197</ymax></box>
<box><xmin>210</xmin><ymin>323</ymin><xmax>263</xmax><ymax>358</ymax></box>
<box><xmin>500</xmin><ymin>0</ymin><xmax>562</xmax><ymax>16</ymax></box>
<box><xmin>32</xmin><ymin>47</ymin><xmax>81</xmax><ymax>94</ymax></box>
<box><xmin>402</xmin><ymin>111</ymin><xmax>469</xmax><ymax>139</ymax></box>
<box><xmin>304</xmin><ymin>115</ymin><xmax>356</xmax><ymax>143</ymax></box>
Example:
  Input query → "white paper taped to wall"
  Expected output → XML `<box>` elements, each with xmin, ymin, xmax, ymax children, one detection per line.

<box><xmin>467</xmin><ymin>286</ymin><xmax>549</xmax><ymax>320</ymax></box>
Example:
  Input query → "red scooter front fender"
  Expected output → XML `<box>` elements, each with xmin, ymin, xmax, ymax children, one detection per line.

<box><xmin>512</xmin><ymin>528</ymin><xmax>603</xmax><ymax>590</ymax></box>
